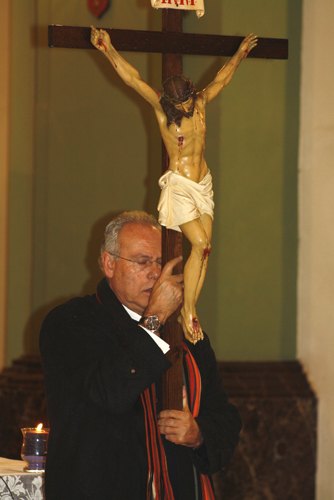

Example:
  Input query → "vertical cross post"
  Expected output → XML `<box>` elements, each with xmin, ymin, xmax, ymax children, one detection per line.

<box><xmin>161</xmin><ymin>10</ymin><xmax>184</xmax><ymax>410</ymax></box>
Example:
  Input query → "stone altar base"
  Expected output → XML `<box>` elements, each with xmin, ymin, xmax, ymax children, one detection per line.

<box><xmin>218</xmin><ymin>361</ymin><xmax>317</xmax><ymax>500</ymax></box>
<box><xmin>0</xmin><ymin>356</ymin><xmax>48</xmax><ymax>459</ymax></box>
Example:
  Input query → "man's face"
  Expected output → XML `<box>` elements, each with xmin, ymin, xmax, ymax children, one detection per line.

<box><xmin>102</xmin><ymin>223</ymin><xmax>162</xmax><ymax>315</ymax></box>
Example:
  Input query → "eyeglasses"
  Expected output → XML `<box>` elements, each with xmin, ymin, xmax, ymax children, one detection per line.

<box><xmin>108</xmin><ymin>252</ymin><xmax>162</xmax><ymax>269</ymax></box>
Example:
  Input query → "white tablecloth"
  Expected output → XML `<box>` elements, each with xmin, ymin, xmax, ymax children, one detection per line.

<box><xmin>0</xmin><ymin>457</ymin><xmax>44</xmax><ymax>499</ymax></box>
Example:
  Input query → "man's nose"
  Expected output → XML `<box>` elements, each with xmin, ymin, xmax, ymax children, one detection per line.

<box><xmin>147</xmin><ymin>261</ymin><xmax>161</xmax><ymax>279</ymax></box>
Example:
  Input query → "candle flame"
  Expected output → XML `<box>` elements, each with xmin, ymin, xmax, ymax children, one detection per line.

<box><xmin>36</xmin><ymin>423</ymin><xmax>43</xmax><ymax>431</ymax></box>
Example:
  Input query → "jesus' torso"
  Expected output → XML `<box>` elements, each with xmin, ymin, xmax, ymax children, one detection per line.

<box><xmin>155</xmin><ymin>96</ymin><xmax>208</xmax><ymax>183</ymax></box>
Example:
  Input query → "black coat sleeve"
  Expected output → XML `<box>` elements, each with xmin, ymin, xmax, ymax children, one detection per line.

<box><xmin>40</xmin><ymin>297</ymin><xmax>170</xmax><ymax>420</ymax></box>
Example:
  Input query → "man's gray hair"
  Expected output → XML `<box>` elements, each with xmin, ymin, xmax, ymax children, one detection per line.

<box><xmin>101</xmin><ymin>210</ymin><xmax>160</xmax><ymax>257</ymax></box>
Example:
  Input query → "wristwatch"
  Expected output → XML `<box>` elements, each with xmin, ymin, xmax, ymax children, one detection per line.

<box><xmin>139</xmin><ymin>314</ymin><xmax>162</xmax><ymax>333</ymax></box>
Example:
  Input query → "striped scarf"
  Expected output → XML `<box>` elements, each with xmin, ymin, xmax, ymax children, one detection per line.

<box><xmin>141</xmin><ymin>343</ymin><xmax>215</xmax><ymax>499</ymax></box>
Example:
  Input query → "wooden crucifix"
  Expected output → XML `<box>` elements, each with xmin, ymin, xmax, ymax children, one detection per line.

<box><xmin>48</xmin><ymin>9</ymin><xmax>288</xmax><ymax>410</ymax></box>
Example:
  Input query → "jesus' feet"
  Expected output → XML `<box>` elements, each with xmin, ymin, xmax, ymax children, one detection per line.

<box><xmin>178</xmin><ymin>308</ymin><xmax>204</xmax><ymax>344</ymax></box>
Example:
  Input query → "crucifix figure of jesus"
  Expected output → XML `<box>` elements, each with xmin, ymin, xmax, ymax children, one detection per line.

<box><xmin>91</xmin><ymin>27</ymin><xmax>257</xmax><ymax>344</ymax></box>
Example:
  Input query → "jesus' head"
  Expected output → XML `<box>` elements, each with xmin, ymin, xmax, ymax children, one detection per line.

<box><xmin>160</xmin><ymin>75</ymin><xmax>197</xmax><ymax>127</ymax></box>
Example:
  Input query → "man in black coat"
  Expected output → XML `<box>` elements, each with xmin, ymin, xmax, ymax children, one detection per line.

<box><xmin>40</xmin><ymin>210</ymin><xmax>241</xmax><ymax>500</ymax></box>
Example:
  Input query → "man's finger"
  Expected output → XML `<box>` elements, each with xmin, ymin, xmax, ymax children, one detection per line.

<box><xmin>160</xmin><ymin>255</ymin><xmax>183</xmax><ymax>277</ymax></box>
<box><xmin>182</xmin><ymin>386</ymin><xmax>189</xmax><ymax>411</ymax></box>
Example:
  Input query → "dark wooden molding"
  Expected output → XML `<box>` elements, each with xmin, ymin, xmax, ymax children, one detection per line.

<box><xmin>218</xmin><ymin>360</ymin><xmax>316</xmax><ymax>398</ymax></box>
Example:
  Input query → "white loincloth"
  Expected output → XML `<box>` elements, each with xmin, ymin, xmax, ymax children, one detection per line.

<box><xmin>157</xmin><ymin>170</ymin><xmax>214</xmax><ymax>232</ymax></box>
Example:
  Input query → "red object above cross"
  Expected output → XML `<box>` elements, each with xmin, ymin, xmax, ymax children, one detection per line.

<box><xmin>87</xmin><ymin>0</ymin><xmax>110</xmax><ymax>19</ymax></box>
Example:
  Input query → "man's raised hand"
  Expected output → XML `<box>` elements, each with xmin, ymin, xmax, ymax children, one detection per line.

<box><xmin>144</xmin><ymin>256</ymin><xmax>183</xmax><ymax>326</ymax></box>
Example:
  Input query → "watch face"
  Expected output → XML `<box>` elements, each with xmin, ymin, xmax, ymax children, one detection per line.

<box><xmin>144</xmin><ymin>315</ymin><xmax>160</xmax><ymax>332</ymax></box>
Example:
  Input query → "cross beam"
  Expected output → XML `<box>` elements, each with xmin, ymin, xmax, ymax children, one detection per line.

<box><xmin>48</xmin><ymin>25</ymin><xmax>288</xmax><ymax>59</ymax></box>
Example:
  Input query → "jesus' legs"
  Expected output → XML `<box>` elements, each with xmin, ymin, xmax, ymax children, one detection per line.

<box><xmin>179</xmin><ymin>214</ymin><xmax>212</xmax><ymax>344</ymax></box>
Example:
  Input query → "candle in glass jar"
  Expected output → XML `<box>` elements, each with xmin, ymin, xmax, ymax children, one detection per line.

<box><xmin>21</xmin><ymin>423</ymin><xmax>49</xmax><ymax>472</ymax></box>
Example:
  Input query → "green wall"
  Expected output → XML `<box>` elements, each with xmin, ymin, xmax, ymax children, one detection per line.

<box><xmin>6</xmin><ymin>0</ymin><xmax>301</xmax><ymax>363</ymax></box>
<box><xmin>185</xmin><ymin>0</ymin><xmax>301</xmax><ymax>359</ymax></box>
<box><xmin>7</xmin><ymin>0</ymin><xmax>36</xmax><ymax>364</ymax></box>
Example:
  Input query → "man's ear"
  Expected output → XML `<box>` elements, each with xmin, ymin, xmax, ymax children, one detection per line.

<box><xmin>101</xmin><ymin>251</ymin><xmax>115</xmax><ymax>278</ymax></box>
